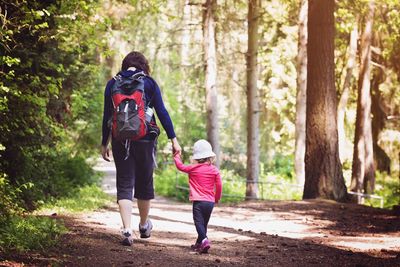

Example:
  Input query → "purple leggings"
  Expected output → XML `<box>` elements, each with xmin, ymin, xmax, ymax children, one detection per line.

<box><xmin>193</xmin><ymin>201</ymin><xmax>214</xmax><ymax>243</ymax></box>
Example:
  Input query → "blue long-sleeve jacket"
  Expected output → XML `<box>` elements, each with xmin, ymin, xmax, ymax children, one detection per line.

<box><xmin>101</xmin><ymin>69</ymin><xmax>176</xmax><ymax>146</ymax></box>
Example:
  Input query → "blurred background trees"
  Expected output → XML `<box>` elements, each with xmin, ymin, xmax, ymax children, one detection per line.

<box><xmin>1</xmin><ymin>0</ymin><xmax>399</xmax><ymax>218</ymax></box>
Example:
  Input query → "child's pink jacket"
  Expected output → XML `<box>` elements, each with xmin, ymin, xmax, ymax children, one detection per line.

<box><xmin>174</xmin><ymin>154</ymin><xmax>222</xmax><ymax>203</ymax></box>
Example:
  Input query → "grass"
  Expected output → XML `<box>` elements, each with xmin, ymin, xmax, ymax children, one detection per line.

<box><xmin>39</xmin><ymin>184</ymin><xmax>113</xmax><ymax>213</ymax></box>
<box><xmin>0</xmin><ymin>184</ymin><xmax>112</xmax><ymax>253</ymax></box>
<box><xmin>0</xmin><ymin>215</ymin><xmax>67</xmax><ymax>253</ymax></box>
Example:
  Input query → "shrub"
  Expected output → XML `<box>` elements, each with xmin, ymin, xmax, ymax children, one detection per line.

<box><xmin>0</xmin><ymin>215</ymin><xmax>66</xmax><ymax>253</ymax></box>
<box><xmin>365</xmin><ymin>171</ymin><xmax>400</xmax><ymax>209</ymax></box>
<box><xmin>0</xmin><ymin>184</ymin><xmax>110</xmax><ymax>254</ymax></box>
<box><xmin>155</xmin><ymin>163</ymin><xmax>189</xmax><ymax>202</ymax></box>
<box><xmin>6</xmin><ymin>148</ymin><xmax>101</xmax><ymax>210</ymax></box>
<box><xmin>0</xmin><ymin>175</ymin><xmax>23</xmax><ymax>219</ymax></box>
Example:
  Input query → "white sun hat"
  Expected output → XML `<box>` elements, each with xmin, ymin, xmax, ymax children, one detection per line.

<box><xmin>192</xmin><ymin>139</ymin><xmax>216</xmax><ymax>160</ymax></box>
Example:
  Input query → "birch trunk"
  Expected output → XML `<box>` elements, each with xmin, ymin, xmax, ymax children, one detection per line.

<box><xmin>203</xmin><ymin>0</ymin><xmax>220</xmax><ymax>167</ymax></box>
<box><xmin>338</xmin><ymin>24</ymin><xmax>358</xmax><ymax>163</ymax></box>
<box><xmin>246</xmin><ymin>0</ymin><xmax>260</xmax><ymax>199</ymax></box>
<box><xmin>295</xmin><ymin>0</ymin><xmax>308</xmax><ymax>186</ymax></box>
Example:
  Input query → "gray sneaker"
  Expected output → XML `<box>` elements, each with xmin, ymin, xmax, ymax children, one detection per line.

<box><xmin>139</xmin><ymin>220</ymin><xmax>153</xmax><ymax>238</ymax></box>
<box><xmin>121</xmin><ymin>230</ymin><xmax>133</xmax><ymax>246</ymax></box>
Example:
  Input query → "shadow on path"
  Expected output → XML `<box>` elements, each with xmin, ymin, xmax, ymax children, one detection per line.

<box><xmin>1</xmin><ymin>158</ymin><xmax>399</xmax><ymax>266</ymax></box>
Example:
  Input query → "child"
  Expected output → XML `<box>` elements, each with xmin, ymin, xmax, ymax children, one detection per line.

<box><xmin>173</xmin><ymin>139</ymin><xmax>222</xmax><ymax>253</ymax></box>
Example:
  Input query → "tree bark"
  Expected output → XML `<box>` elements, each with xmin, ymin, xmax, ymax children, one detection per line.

<box><xmin>246</xmin><ymin>0</ymin><xmax>260</xmax><ymax>199</ymax></box>
<box><xmin>371</xmin><ymin>73</ymin><xmax>391</xmax><ymax>174</ymax></box>
<box><xmin>179</xmin><ymin>0</ymin><xmax>192</xmax><ymax>145</ymax></box>
<box><xmin>350</xmin><ymin>0</ymin><xmax>376</xmax><ymax>196</ymax></box>
<box><xmin>181</xmin><ymin>0</ymin><xmax>191</xmax><ymax>67</ymax></box>
<box><xmin>203</xmin><ymin>0</ymin><xmax>220</xmax><ymax>167</ymax></box>
<box><xmin>295</xmin><ymin>0</ymin><xmax>308</xmax><ymax>186</ymax></box>
<box><xmin>337</xmin><ymin>24</ymin><xmax>358</xmax><ymax>163</ymax></box>
<box><xmin>303</xmin><ymin>0</ymin><xmax>347</xmax><ymax>201</ymax></box>
<box><xmin>370</xmin><ymin>36</ymin><xmax>390</xmax><ymax>175</ymax></box>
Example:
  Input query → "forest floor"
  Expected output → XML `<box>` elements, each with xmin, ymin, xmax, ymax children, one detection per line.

<box><xmin>1</xmin><ymin>160</ymin><xmax>400</xmax><ymax>267</ymax></box>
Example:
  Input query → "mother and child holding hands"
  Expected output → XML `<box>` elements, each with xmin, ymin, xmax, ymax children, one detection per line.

<box><xmin>101</xmin><ymin>51</ymin><xmax>222</xmax><ymax>254</ymax></box>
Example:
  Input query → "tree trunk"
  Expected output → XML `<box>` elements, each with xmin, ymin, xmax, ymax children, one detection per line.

<box><xmin>350</xmin><ymin>0</ymin><xmax>376</xmax><ymax>196</ymax></box>
<box><xmin>371</xmin><ymin>75</ymin><xmax>391</xmax><ymax>174</ymax></box>
<box><xmin>179</xmin><ymin>0</ymin><xmax>192</xmax><ymax>145</ymax></box>
<box><xmin>294</xmin><ymin>0</ymin><xmax>308</xmax><ymax>186</ymax></box>
<box><xmin>370</xmin><ymin>40</ymin><xmax>391</xmax><ymax>175</ymax></box>
<box><xmin>303</xmin><ymin>0</ymin><xmax>347</xmax><ymax>201</ymax></box>
<box><xmin>246</xmin><ymin>0</ymin><xmax>260</xmax><ymax>199</ymax></box>
<box><xmin>337</xmin><ymin>24</ymin><xmax>358</xmax><ymax>163</ymax></box>
<box><xmin>203</xmin><ymin>0</ymin><xmax>220</xmax><ymax>167</ymax></box>
<box><xmin>181</xmin><ymin>0</ymin><xmax>191</xmax><ymax>67</ymax></box>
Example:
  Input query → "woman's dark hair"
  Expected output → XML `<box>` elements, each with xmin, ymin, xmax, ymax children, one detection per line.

<box><xmin>121</xmin><ymin>51</ymin><xmax>150</xmax><ymax>75</ymax></box>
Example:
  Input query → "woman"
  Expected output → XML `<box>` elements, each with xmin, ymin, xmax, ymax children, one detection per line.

<box><xmin>101</xmin><ymin>51</ymin><xmax>181</xmax><ymax>246</ymax></box>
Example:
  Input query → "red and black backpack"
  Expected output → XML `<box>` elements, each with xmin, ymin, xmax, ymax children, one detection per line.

<box><xmin>111</xmin><ymin>71</ymin><xmax>148</xmax><ymax>142</ymax></box>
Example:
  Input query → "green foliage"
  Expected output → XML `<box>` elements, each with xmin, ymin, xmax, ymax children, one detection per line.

<box><xmin>154</xmin><ymin>64</ymin><xmax>206</xmax><ymax>157</ymax></box>
<box><xmin>219</xmin><ymin>167</ymin><xmax>302</xmax><ymax>203</ymax></box>
<box><xmin>258</xmin><ymin>0</ymin><xmax>298</xmax><ymax>163</ymax></box>
<box><xmin>0</xmin><ymin>0</ymin><xmax>108</xmax><ymax>214</ymax></box>
<box><xmin>218</xmin><ymin>169</ymin><xmax>247</xmax><ymax>203</ymax></box>
<box><xmin>335</xmin><ymin>0</ymin><xmax>400</xmax><ymax>174</ymax></box>
<box><xmin>155</xmin><ymin>163</ymin><xmax>189</xmax><ymax>202</ymax></box>
<box><xmin>0</xmin><ymin>184</ymin><xmax>110</xmax><ymax>254</ymax></box>
<box><xmin>5</xmin><ymin>147</ymin><xmax>101</xmax><ymax>210</ymax></box>
<box><xmin>365</xmin><ymin>171</ymin><xmax>400</xmax><ymax>209</ymax></box>
<box><xmin>40</xmin><ymin>184</ymin><xmax>112</xmax><ymax>213</ymax></box>
<box><xmin>155</xmin><ymin>156</ymin><xmax>301</xmax><ymax>203</ymax></box>
<box><xmin>263</xmin><ymin>153</ymin><xmax>294</xmax><ymax>180</ymax></box>
<box><xmin>0</xmin><ymin>175</ymin><xmax>23</xmax><ymax>218</ymax></box>
<box><xmin>113</xmin><ymin>0</ymin><xmax>207</xmax><ymax>156</ymax></box>
<box><xmin>1</xmin><ymin>0</ymin><xmax>399</xmax><ymax>213</ymax></box>
<box><xmin>0</xmin><ymin>215</ymin><xmax>66</xmax><ymax>253</ymax></box>
<box><xmin>260</xmin><ymin>178</ymin><xmax>302</xmax><ymax>201</ymax></box>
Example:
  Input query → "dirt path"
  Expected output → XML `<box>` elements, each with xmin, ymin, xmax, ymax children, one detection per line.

<box><xmin>1</xmin><ymin>160</ymin><xmax>400</xmax><ymax>266</ymax></box>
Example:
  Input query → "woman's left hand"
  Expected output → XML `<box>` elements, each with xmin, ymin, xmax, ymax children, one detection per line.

<box><xmin>171</xmin><ymin>137</ymin><xmax>182</xmax><ymax>156</ymax></box>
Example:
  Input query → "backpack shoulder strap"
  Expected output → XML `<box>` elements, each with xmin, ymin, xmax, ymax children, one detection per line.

<box><xmin>130</xmin><ymin>71</ymin><xmax>146</xmax><ymax>80</ymax></box>
<box><xmin>111</xmin><ymin>71</ymin><xmax>146</xmax><ymax>96</ymax></box>
<box><xmin>142</xmin><ymin>75</ymin><xmax>158</xmax><ymax>108</ymax></box>
<box><xmin>112</xmin><ymin>70</ymin><xmax>145</xmax><ymax>81</ymax></box>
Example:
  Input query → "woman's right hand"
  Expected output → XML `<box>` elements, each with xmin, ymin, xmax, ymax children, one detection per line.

<box><xmin>101</xmin><ymin>145</ymin><xmax>110</xmax><ymax>162</ymax></box>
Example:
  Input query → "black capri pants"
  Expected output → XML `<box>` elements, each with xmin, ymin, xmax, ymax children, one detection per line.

<box><xmin>112</xmin><ymin>139</ymin><xmax>156</xmax><ymax>202</ymax></box>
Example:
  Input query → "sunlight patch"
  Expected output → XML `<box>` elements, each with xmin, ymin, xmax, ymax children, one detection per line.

<box><xmin>328</xmin><ymin>236</ymin><xmax>400</xmax><ymax>251</ymax></box>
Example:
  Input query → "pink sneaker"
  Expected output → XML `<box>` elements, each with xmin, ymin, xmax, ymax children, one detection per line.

<box><xmin>197</xmin><ymin>238</ymin><xmax>210</xmax><ymax>253</ymax></box>
<box><xmin>191</xmin><ymin>242</ymin><xmax>201</xmax><ymax>251</ymax></box>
